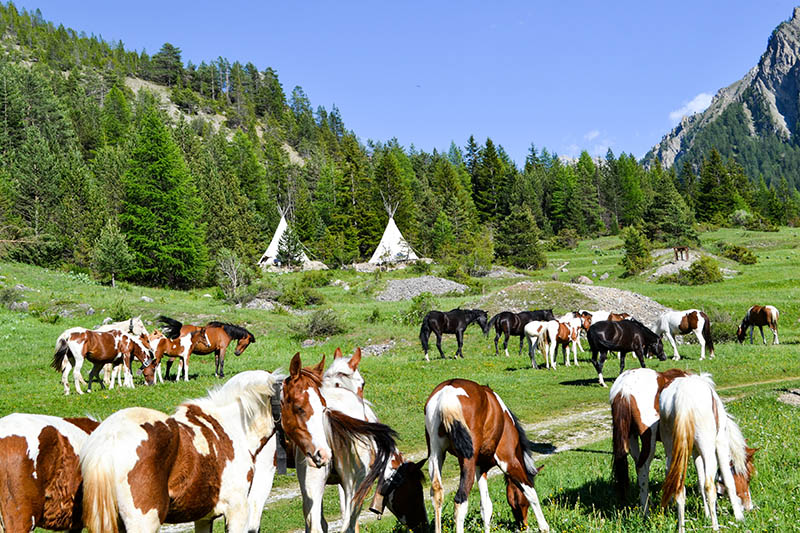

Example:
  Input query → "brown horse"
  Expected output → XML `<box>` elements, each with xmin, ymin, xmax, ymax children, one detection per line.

<box><xmin>159</xmin><ymin>316</ymin><xmax>256</xmax><ymax>377</ymax></box>
<box><xmin>148</xmin><ymin>328</ymin><xmax>209</xmax><ymax>382</ymax></box>
<box><xmin>52</xmin><ymin>329</ymin><xmax>155</xmax><ymax>394</ymax></box>
<box><xmin>736</xmin><ymin>305</ymin><xmax>779</xmax><ymax>345</ymax></box>
<box><xmin>0</xmin><ymin>414</ymin><xmax>100</xmax><ymax>532</ymax></box>
<box><xmin>424</xmin><ymin>378</ymin><xmax>550</xmax><ymax>533</ymax></box>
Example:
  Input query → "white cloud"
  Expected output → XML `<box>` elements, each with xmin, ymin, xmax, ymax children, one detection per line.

<box><xmin>584</xmin><ymin>130</ymin><xmax>600</xmax><ymax>141</ymax></box>
<box><xmin>669</xmin><ymin>93</ymin><xmax>713</xmax><ymax>124</ymax></box>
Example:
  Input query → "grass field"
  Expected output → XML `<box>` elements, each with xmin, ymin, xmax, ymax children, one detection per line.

<box><xmin>1</xmin><ymin>227</ymin><xmax>798</xmax><ymax>532</ymax></box>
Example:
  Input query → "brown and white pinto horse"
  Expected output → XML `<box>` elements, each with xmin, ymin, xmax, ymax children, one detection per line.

<box><xmin>425</xmin><ymin>379</ymin><xmax>549</xmax><ymax>533</ymax></box>
<box><xmin>52</xmin><ymin>329</ymin><xmax>155</xmax><ymax>395</ymax></box>
<box><xmin>281</xmin><ymin>353</ymin><xmax>399</xmax><ymax>533</ymax></box>
<box><xmin>80</xmin><ymin>370</ymin><xmax>283</xmax><ymax>532</ymax></box>
<box><xmin>147</xmin><ymin>328</ymin><xmax>209</xmax><ymax>382</ymax></box>
<box><xmin>0</xmin><ymin>414</ymin><xmax>100</xmax><ymax>533</ymax></box>
<box><xmin>653</xmin><ymin>309</ymin><xmax>714</xmax><ymax>360</ymax></box>
<box><xmin>159</xmin><ymin>316</ymin><xmax>256</xmax><ymax>377</ymax></box>
<box><xmin>737</xmin><ymin>305</ymin><xmax>779</xmax><ymax>345</ymax></box>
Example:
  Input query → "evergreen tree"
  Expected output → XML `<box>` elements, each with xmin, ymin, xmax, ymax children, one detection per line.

<box><xmin>93</xmin><ymin>218</ymin><xmax>133</xmax><ymax>286</ymax></box>
<box><xmin>696</xmin><ymin>148</ymin><xmax>737</xmax><ymax>222</ymax></box>
<box><xmin>276</xmin><ymin>225</ymin><xmax>304</xmax><ymax>267</ymax></box>
<box><xmin>495</xmin><ymin>208</ymin><xmax>546</xmax><ymax>269</ymax></box>
<box><xmin>616</xmin><ymin>153</ymin><xmax>645</xmax><ymax>226</ymax></box>
<box><xmin>101</xmin><ymin>86</ymin><xmax>131</xmax><ymax>146</ymax></box>
<box><xmin>575</xmin><ymin>151</ymin><xmax>604</xmax><ymax>235</ymax></box>
<box><xmin>151</xmin><ymin>43</ymin><xmax>183</xmax><ymax>86</ymax></box>
<box><xmin>120</xmin><ymin>107</ymin><xmax>207</xmax><ymax>287</ymax></box>
<box><xmin>620</xmin><ymin>226</ymin><xmax>652</xmax><ymax>276</ymax></box>
<box><xmin>642</xmin><ymin>161</ymin><xmax>697</xmax><ymax>244</ymax></box>
<box><xmin>548</xmin><ymin>158</ymin><xmax>577</xmax><ymax>232</ymax></box>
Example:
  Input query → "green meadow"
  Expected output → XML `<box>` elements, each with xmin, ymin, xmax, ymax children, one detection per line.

<box><xmin>1</xmin><ymin>227</ymin><xmax>798</xmax><ymax>532</ymax></box>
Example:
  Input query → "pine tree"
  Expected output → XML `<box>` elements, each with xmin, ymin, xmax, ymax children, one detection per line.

<box><xmin>620</xmin><ymin>226</ymin><xmax>652</xmax><ymax>276</ymax></box>
<box><xmin>101</xmin><ymin>86</ymin><xmax>131</xmax><ymax>146</ymax></box>
<box><xmin>575</xmin><ymin>151</ymin><xmax>604</xmax><ymax>235</ymax></box>
<box><xmin>120</xmin><ymin>107</ymin><xmax>207</xmax><ymax>288</ymax></box>
<box><xmin>495</xmin><ymin>208</ymin><xmax>546</xmax><ymax>269</ymax></box>
<box><xmin>151</xmin><ymin>43</ymin><xmax>184</xmax><ymax>86</ymax></box>
<box><xmin>642</xmin><ymin>161</ymin><xmax>697</xmax><ymax>244</ymax></box>
<box><xmin>93</xmin><ymin>218</ymin><xmax>133</xmax><ymax>287</ymax></box>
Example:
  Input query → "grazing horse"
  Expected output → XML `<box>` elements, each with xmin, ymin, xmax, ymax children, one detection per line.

<box><xmin>80</xmin><ymin>370</ymin><xmax>284</xmax><ymax>532</ymax></box>
<box><xmin>280</xmin><ymin>353</ymin><xmax>398</xmax><ymax>533</ymax></box>
<box><xmin>736</xmin><ymin>305</ymin><xmax>779</xmax><ymax>345</ymax></box>
<box><xmin>0</xmin><ymin>414</ymin><xmax>100</xmax><ymax>533</ymax></box>
<box><xmin>587</xmin><ymin>319</ymin><xmax>665</xmax><ymax>387</ymax></box>
<box><xmin>486</xmin><ymin>310</ymin><xmax>555</xmax><ymax>357</ymax></box>
<box><xmin>52</xmin><ymin>329</ymin><xmax>155</xmax><ymax>395</ymax></box>
<box><xmin>419</xmin><ymin>308</ymin><xmax>489</xmax><ymax>361</ymax></box>
<box><xmin>673</xmin><ymin>246</ymin><xmax>689</xmax><ymax>261</ymax></box>
<box><xmin>653</xmin><ymin>309</ymin><xmax>714</xmax><ymax>360</ymax></box>
<box><xmin>159</xmin><ymin>316</ymin><xmax>256</xmax><ymax>377</ymax></box>
<box><xmin>148</xmin><ymin>328</ymin><xmax>210</xmax><ymax>382</ymax></box>
<box><xmin>425</xmin><ymin>379</ymin><xmax>549</xmax><ymax>533</ymax></box>
<box><xmin>659</xmin><ymin>374</ymin><xmax>756</xmax><ymax>533</ymax></box>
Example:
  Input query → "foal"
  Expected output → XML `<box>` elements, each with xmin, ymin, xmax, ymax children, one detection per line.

<box><xmin>736</xmin><ymin>305</ymin><xmax>779</xmax><ymax>345</ymax></box>
<box><xmin>425</xmin><ymin>378</ymin><xmax>549</xmax><ymax>533</ymax></box>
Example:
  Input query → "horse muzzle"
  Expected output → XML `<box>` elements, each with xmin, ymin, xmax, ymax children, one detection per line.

<box><xmin>308</xmin><ymin>449</ymin><xmax>330</xmax><ymax>468</ymax></box>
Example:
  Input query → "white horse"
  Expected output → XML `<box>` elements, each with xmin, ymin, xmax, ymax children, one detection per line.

<box><xmin>652</xmin><ymin>309</ymin><xmax>714</xmax><ymax>360</ymax></box>
<box><xmin>523</xmin><ymin>320</ymin><xmax>559</xmax><ymax>369</ymax></box>
<box><xmin>659</xmin><ymin>374</ymin><xmax>755</xmax><ymax>533</ymax></box>
<box><xmin>81</xmin><ymin>370</ymin><xmax>283</xmax><ymax>532</ymax></box>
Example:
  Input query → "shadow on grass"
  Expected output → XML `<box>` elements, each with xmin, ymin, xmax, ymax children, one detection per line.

<box><xmin>530</xmin><ymin>442</ymin><xmax>557</xmax><ymax>455</ymax></box>
<box><xmin>559</xmin><ymin>377</ymin><xmax>615</xmax><ymax>387</ymax></box>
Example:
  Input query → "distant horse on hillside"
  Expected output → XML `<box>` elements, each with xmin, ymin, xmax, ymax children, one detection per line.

<box><xmin>158</xmin><ymin>316</ymin><xmax>256</xmax><ymax>377</ymax></box>
<box><xmin>487</xmin><ymin>310</ymin><xmax>555</xmax><ymax>357</ymax></box>
<box><xmin>420</xmin><ymin>309</ymin><xmax>489</xmax><ymax>360</ymax></box>
<box><xmin>736</xmin><ymin>305</ymin><xmax>779</xmax><ymax>345</ymax></box>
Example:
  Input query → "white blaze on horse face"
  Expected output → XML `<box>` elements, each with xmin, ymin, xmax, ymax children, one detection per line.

<box><xmin>305</xmin><ymin>385</ymin><xmax>331</xmax><ymax>465</ymax></box>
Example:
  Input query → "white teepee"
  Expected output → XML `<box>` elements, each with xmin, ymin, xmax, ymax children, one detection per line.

<box><xmin>258</xmin><ymin>207</ymin><xmax>310</xmax><ymax>267</ymax></box>
<box><xmin>368</xmin><ymin>201</ymin><xmax>419</xmax><ymax>264</ymax></box>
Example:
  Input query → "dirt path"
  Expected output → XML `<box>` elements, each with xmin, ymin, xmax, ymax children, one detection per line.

<box><xmin>161</xmin><ymin>375</ymin><xmax>800</xmax><ymax>532</ymax></box>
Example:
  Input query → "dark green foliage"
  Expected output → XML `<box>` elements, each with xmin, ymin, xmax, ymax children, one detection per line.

<box><xmin>93</xmin><ymin>219</ymin><xmax>134</xmax><ymax>286</ymax></box>
<box><xmin>658</xmin><ymin>256</ymin><xmax>724</xmax><ymax>285</ymax></box>
<box><xmin>278</xmin><ymin>284</ymin><xmax>323</xmax><ymax>308</ymax></box>
<box><xmin>298</xmin><ymin>270</ymin><xmax>331</xmax><ymax>288</ymax></box>
<box><xmin>495</xmin><ymin>209</ymin><xmax>547</xmax><ymax>269</ymax></box>
<box><xmin>402</xmin><ymin>292</ymin><xmax>438</xmax><ymax>325</ymax></box>
<box><xmin>552</xmin><ymin>228</ymin><xmax>579</xmax><ymax>250</ymax></box>
<box><xmin>0</xmin><ymin>286</ymin><xmax>22</xmax><ymax>308</ymax></box>
<box><xmin>620</xmin><ymin>226</ymin><xmax>652</xmax><ymax>276</ymax></box>
<box><xmin>642</xmin><ymin>161</ymin><xmax>698</xmax><ymax>245</ymax></box>
<box><xmin>109</xmin><ymin>298</ymin><xmax>133</xmax><ymax>321</ymax></box>
<box><xmin>276</xmin><ymin>226</ymin><xmax>304</xmax><ymax>267</ymax></box>
<box><xmin>291</xmin><ymin>309</ymin><xmax>346</xmax><ymax>338</ymax></box>
<box><xmin>718</xmin><ymin>243</ymin><xmax>757</xmax><ymax>264</ymax></box>
<box><xmin>703</xmin><ymin>306</ymin><xmax>738</xmax><ymax>343</ymax></box>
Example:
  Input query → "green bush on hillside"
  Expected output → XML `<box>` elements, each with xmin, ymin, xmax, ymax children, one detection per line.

<box><xmin>718</xmin><ymin>243</ymin><xmax>757</xmax><ymax>264</ymax></box>
<box><xmin>620</xmin><ymin>227</ymin><xmax>652</xmax><ymax>277</ymax></box>
<box><xmin>658</xmin><ymin>255</ymin><xmax>723</xmax><ymax>285</ymax></box>
<box><xmin>403</xmin><ymin>292</ymin><xmax>439</xmax><ymax>325</ymax></box>
<box><xmin>291</xmin><ymin>309</ymin><xmax>346</xmax><ymax>338</ymax></box>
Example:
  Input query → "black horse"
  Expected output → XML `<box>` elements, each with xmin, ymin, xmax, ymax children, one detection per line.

<box><xmin>420</xmin><ymin>308</ymin><xmax>489</xmax><ymax>360</ymax></box>
<box><xmin>486</xmin><ymin>309</ymin><xmax>556</xmax><ymax>357</ymax></box>
<box><xmin>587</xmin><ymin>318</ymin><xmax>665</xmax><ymax>387</ymax></box>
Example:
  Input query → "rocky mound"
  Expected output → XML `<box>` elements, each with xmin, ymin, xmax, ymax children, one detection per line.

<box><xmin>567</xmin><ymin>283</ymin><xmax>673</xmax><ymax>326</ymax></box>
<box><xmin>376</xmin><ymin>276</ymin><xmax>467</xmax><ymax>301</ymax></box>
<box><xmin>648</xmin><ymin>249</ymin><xmax>738</xmax><ymax>281</ymax></box>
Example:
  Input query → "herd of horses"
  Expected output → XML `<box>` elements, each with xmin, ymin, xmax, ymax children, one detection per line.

<box><xmin>0</xmin><ymin>301</ymin><xmax>781</xmax><ymax>531</ymax></box>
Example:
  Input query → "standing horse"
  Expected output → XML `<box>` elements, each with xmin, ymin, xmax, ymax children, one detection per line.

<box><xmin>659</xmin><ymin>374</ymin><xmax>756</xmax><ymax>533</ymax></box>
<box><xmin>736</xmin><ymin>305</ymin><xmax>779</xmax><ymax>345</ymax></box>
<box><xmin>148</xmin><ymin>328</ymin><xmax>210</xmax><ymax>382</ymax></box>
<box><xmin>653</xmin><ymin>309</ymin><xmax>714</xmax><ymax>360</ymax></box>
<box><xmin>52</xmin><ymin>329</ymin><xmax>155</xmax><ymax>394</ymax></box>
<box><xmin>280</xmin><ymin>353</ymin><xmax>399</xmax><ymax>533</ymax></box>
<box><xmin>0</xmin><ymin>414</ymin><xmax>100</xmax><ymax>532</ymax></box>
<box><xmin>425</xmin><ymin>379</ymin><xmax>550</xmax><ymax>533</ymax></box>
<box><xmin>587</xmin><ymin>319</ymin><xmax>665</xmax><ymax>387</ymax></box>
<box><xmin>420</xmin><ymin>309</ymin><xmax>489</xmax><ymax>361</ymax></box>
<box><xmin>486</xmin><ymin>310</ymin><xmax>555</xmax><ymax>358</ymax></box>
<box><xmin>80</xmin><ymin>370</ymin><xmax>283</xmax><ymax>532</ymax></box>
<box><xmin>558</xmin><ymin>311</ymin><xmax>592</xmax><ymax>355</ymax></box>
<box><xmin>159</xmin><ymin>316</ymin><xmax>256</xmax><ymax>377</ymax></box>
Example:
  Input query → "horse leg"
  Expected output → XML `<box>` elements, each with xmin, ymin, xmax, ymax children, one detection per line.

<box><xmin>749</xmin><ymin>325</ymin><xmax>754</xmax><ymax>344</ymax></box>
<box><xmin>518</xmin><ymin>334</ymin><xmax>525</xmax><ymax>358</ymax></box>
<box><xmin>296</xmin><ymin>451</ymin><xmax>330</xmax><ymax>533</ymax></box>
<box><xmin>635</xmin><ymin>428</ymin><xmax>657</xmax><ymax>515</ymax></box>
<box><xmin>699</xmin><ymin>447</ymin><xmax>719</xmax><ymax>530</ymax></box>
<box><xmin>455</xmin><ymin>329</ymin><xmax>465</xmax><ymax>359</ymax></box>
<box><xmin>61</xmin><ymin>357</ymin><xmax>73</xmax><ymax>395</ymax></box>
<box><xmin>493</xmin><ymin>330</ymin><xmax>500</xmax><ymax>356</ymax></box>
<box><xmin>72</xmin><ymin>355</ymin><xmax>85</xmax><ymax>395</ymax></box>
<box><xmin>694</xmin><ymin>328</ymin><xmax>705</xmax><ymax>360</ymax></box>
<box><xmin>592</xmin><ymin>350</ymin><xmax>607</xmax><ymax>387</ymax></box>
<box><xmin>435</xmin><ymin>332</ymin><xmax>445</xmax><ymax>359</ymax></box>
<box><xmin>476</xmin><ymin>468</ymin><xmax>493</xmax><ymax>533</ymax></box>
<box><xmin>86</xmin><ymin>362</ymin><xmax>103</xmax><ymax>393</ymax></box>
<box><xmin>772</xmin><ymin>323</ymin><xmax>780</xmax><ymax>345</ymax></box>
<box><xmin>102</xmin><ymin>362</ymin><xmax>112</xmax><ymax>388</ymax></box>
<box><xmin>183</xmin><ymin>354</ymin><xmax>190</xmax><ymax>382</ymax></box>
<box><xmin>502</xmin><ymin>331</ymin><xmax>510</xmax><ymax>358</ymax></box>
<box><xmin>527</xmin><ymin>334</ymin><xmax>539</xmax><ymax>369</ymax></box>
<box><xmin>758</xmin><ymin>325</ymin><xmax>766</xmax><ymax>345</ymax></box>
<box><xmin>453</xmin><ymin>457</ymin><xmax>476</xmax><ymax>533</ymax></box>
<box><xmin>664</xmin><ymin>330</ymin><xmax>680</xmax><ymax>360</ymax></box>
<box><xmin>428</xmin><ymin>438</ymin><xmax>447</xmax><ymax>533</ymax></box>
<box><xmin>500</xmin><ymin>461</ymin><xmax>549</xmax><ymax>533</ymax></box>
<box><xmin>247</xmin><ymin>435</ymin><xmax>278</xmax><ymax>532</ymax></box>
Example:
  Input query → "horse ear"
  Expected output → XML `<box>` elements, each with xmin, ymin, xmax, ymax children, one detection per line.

<box><xmin>333</xmin><ymin>347</ymin><xmax>343</xmax><ymax>359</ymax></box>
<box><xmin>289</xmin><ymin>352</ymin><xmax>302</xmax><ymax>378</ymax></box>
<box><xmin>348</xmin><ymin>347</ymin><xmax>362</xmax><ymax>371</ymax></box>
<box><xmin>536</xmin><ymin>465</ymin><xmax>545</xmax><ymax>474</ymax></box>
<box><xmin>310</xmin><ymin>354</ymin><xmax>325</xmax><ymax>376</ymax></box>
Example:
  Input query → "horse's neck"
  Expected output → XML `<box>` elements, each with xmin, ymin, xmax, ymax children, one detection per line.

<box><xmin>179</xmin><ymin>401</ymin><xmax>265</xmax><ymax>453</ymax></box>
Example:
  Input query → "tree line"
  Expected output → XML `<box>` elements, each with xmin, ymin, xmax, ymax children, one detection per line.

<box><xmin>0</xmin><ymin>2</ymin><xmax>798</xmax><ymax>288</ymax></box>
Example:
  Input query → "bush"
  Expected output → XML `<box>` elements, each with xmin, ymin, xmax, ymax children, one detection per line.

<box><xmin>402</xmin><ymin>292</ymin><xmax>438</xmax><ymax>325</ymax></box>
<box><xmin>366</xmin><ymin>308</ymin><xmax>381</xmax><ymax>324</ymax></box>
<box><xmin>0</xmin><ymin>286</ymin><xmax>21</xmax><ymax>308</ymax></box>
<box><xmin>278</xmin><ymin>284</ymin><xmax>324</xmax><ymax>308</ymax></box>
<box><xmin>410</xmin><ymin>260</ymin><xmax>432</xmax><ymax>275</ymax></box>
<box><xmin>658</xmin><ymin>256</ymin><xmax>723</xmax><ymax>285</ymax></box>
<box><xmin>298</xmin><ymin>270</ymin><xmax>332</xmax><ymax>288</ymax></box>
<box><xmin>552</xmin><ymin>228</ymin><xmax>579</xmax><ymax>250</ymax></box>
<box><xmin>729</xmin><ymin>209</ymin><xmax>753</xmax><ymax>228</ymax></box>
<box><xmin>216</xmin><ymin>248</ymin><xmax>254</xmax><ymax>303</ymax></box>
<box><xmin>704</xmin><ymin>306</ymin><xmax>738</xmax><ymax>344</ymax></box>
<box><xmin>718</xmin><ymin>243</ymin><xmax>757</xmax><ymax>265</ymax></box>
<box><xmin>110</xmin><ymin>298</ymin><xmax>133</xmax><ymax>321</ymax></box>
<box><xmin>620</xmin><ymin>227</ymin><xmax>652</xmax><ymax>277</ymax></box>
<box><xmin>29</xmin><ymin>304</ymin><xmax>60</xmax><ymax>324</ymax></box>
<box><xmin>291</xmin><ymin>309</ymin><xmax>346</xmax><ymax>338</ymax></box>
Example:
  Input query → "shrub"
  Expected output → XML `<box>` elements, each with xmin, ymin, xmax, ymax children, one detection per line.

<box><xmin>718</xmin><ymin>243</ymin><xmax>757</xmax><ymax>265</ymax></box>
<box><xmin>410</xmin><ymin>260</ymin><xmax>432</xmax><ymax>275</ymax></box>
<box><xmin>729</xmin><ymin>209</ymin><xmax>753</xmax><ymax>228</ymax></box>
<box><xmin>402</xmin><ymin>292</ymin><xmax>439</xmax><ymax>325</ymax></box>
<box><xmin>29</xmin><ymin>304</ymin><xmax>60</xmax><ymax>324</ymax></box>
<box><xmin>553</xmin><ymin>228</ymin><xmax>579</xmax><ymax>250</ymax></box>
<box><xmin>366</xmin><ymin>308</ymin><xmax>381</xmax><ymax>323</ymax></box>
<box><xmin>658</xmin><ymin>256</ymin><xmax>723</xmax><ymax>285</ymax></box>
<box><xmin>291</xmin><ymin>309</ymin><xmax>346</xmax><ymax>338</ymax></box>
<box><xmin>298</xmin><ymin>270</ymin><xmax>332</xmax><ymax>288</ymax></box>
<box><xmin>704</xmin><ymin>306</ymin><xmax>738</xmax><ymax>344</ymax></box>
<box><xmin>110</xmin><ymin>298</ymin><xmax>133</xmax><ymax>321</ymax></box>
<box><xmin>0</xmin><ymin>286</ymin><xmax>21</xmax><ymax>308</ymax></box>
<box><xmin>216</xmin><ymin>248</ymin><xmax>254</xmax><ymax>303</ymax></box>
<box><xmin>278</xmin><ymin>284</ymin><xmax>324</xmax><ymax>308</ymax></box>
<box><xmin>620</xmin><ymin>227</ymin><xmax>652</xmax><ymax>277</ymax></box>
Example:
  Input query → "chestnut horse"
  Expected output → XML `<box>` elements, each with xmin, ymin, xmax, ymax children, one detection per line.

<box><xmin>159</xmin><ymin>316</ymin><xmax>256</xmax><ymax>377</ymax></box>
<box><xmin>0</xmin><ymin>413</ymin><xmax>100</xmax><ymax>533</ymax></box>
<box><xmin>280</xmin><ymin>353</ymin><xmax>398</xmax><ymax>533</ymax></box>
<box><xmin>425</xmin><ymin>378</ymin><xmax>550</xmax><ymax>533</ymax></box>
<box><xmin>80</xmin><ymin>370</ymin><xmax>283</xmax><ymax>532</ymax></box>
<box><xmin>659</xmin><ymin>374</ymin><xmax>756</xmax><ymax>533</ymax></box>
<box><xmin>736</xmin><ymin>305</ymin><xmax>779</xmax><ymax>345</ymax></box>
<box><xmin>486</xmin><ymin>310</ymin><xmax>556</xmax><ymax>357</ymax></box>
<box><xmin>52</xmin><ymin>329</ymin><xmax>155</xmax><ymax>394</ymax></box>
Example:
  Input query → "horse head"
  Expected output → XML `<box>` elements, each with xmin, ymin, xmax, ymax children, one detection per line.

<box><xmin>126</xmin><ymin>333</ymin><xmax>156</xmax><ymax>386</ymax></box>
<box><xmin>325</xmin><ymin>347</ymin><xmax>364</xmax><ymax>398</ymax></box>
<box><xmin>281</xmin><ymin>353</ymin><xmax>331</xmax><ymax>468</ymax></box>
<box><xmin>473</xmin><ymin>309</ymin><xmax>490</xmax><ymax>335</ymax></box>
<box><xmin>234</xmin><ymin>329</ymin><xmax>256</xmax><ymax>356</ymax></box>
<box><xmin>736</xmin><ymin>319</ymin><xmax>748</xmax><ymax>343</ymax></box>
<box><xmin>378</xmin><ymin>458</ymin><xmax>428</xmax><ymax>532</ymax></box>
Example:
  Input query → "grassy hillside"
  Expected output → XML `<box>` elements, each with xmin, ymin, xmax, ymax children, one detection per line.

<box><xmin>1</xmin><ymin>227</ymin><xmax>798</xmax><ymax>531</ymax></box>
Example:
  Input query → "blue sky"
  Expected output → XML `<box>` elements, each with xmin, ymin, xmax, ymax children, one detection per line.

<box><xmin>11</xmin><ymin>1</ymin><xmax>800</xmax><ymax>165</ymax></box>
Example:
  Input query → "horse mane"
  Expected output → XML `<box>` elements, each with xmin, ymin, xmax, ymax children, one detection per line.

<box><xmin>208</xmin><ymin>321</ymin><xmax>256</xmax><ymax>342</ymax></box>
<box><xmin>627</xmin><ymin>318</ymin><xmax>658</xmax><ymax>339</ymax></box>
<box><xmin>509</xmin><ymin>409</ymin><xmax>540</xmax><ymax>484</ymax></box>
<box><xmin>158</xmin><ymin>315</ymin><xmax>184</xmax><ymax>339</ymax></box>
<box><xmin>726</xmin><ymin>413</ymin><xmax>749</xmax><ymax>476</ymax></box>
<box><xmin>191</xmin><ymin>370</ymin><xmax>284</xmax><ymax>434</ymax></box>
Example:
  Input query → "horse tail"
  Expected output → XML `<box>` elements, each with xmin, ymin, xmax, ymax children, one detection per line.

<box><xmin>419</xmin><ymin>317</ymin><xmax>430</xmax><ymax>353</ymax></box>
<box><xmin>486</xmin><ymin>313</ymin><xmax>500</xmax><ymax>336</ymax></box>
<box><xmin>158</xmin><ymin>315</ymin><xmax>183</xmax><ymax>339</ymax></box>
<box><xmin>326</xmin><ymin>409</ymin><xmax>398</xmax><ymax>507</ymax></box>
<box><xmin>52</xmin><ymin>338</ymin><xmax>71</xmax><ymax>371</ymax></box>
<box><xmin>661</xmin><ymin>403</ymin><xmax>695</xmax><ymax>508</ymax></box>
<box><xmin>700</xmin><ymin>312</ymin><xmax>714</xmax><ymax>357</ymax></box>
<box><xmin>610</xmin><ymin>392</ymin><xmax>632</xmax><ymax>502</ymax></box>
<box><xmin>81</xmin><ymin>435</ymin><xmax>119</xmax><ymax>533</ymax></box>
<box><xmin>438</xmin><ymin>389</ymin><xmax>473</xmax><ymax>459</ymax></box>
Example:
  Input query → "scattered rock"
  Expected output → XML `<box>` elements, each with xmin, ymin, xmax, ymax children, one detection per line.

<box><xmin>331</xmin><ymin>279</ymin><xmax>351</xmax><ymax>291</ymax></box>
<box><xmin>9</xmin><ymin>301</ymin><xmax>28</xmax><ymax>312</ymax></box>
<box><xmin>376</xmin><ymin>276</ymin><xmax>468</xmax><ymax>302</ymax></box>
<box><xmin>599</xmin><ymin>272</ymin><xmax>609</xmax><ymax>280</ymax></box>
<box><xmin>568</xmin><ymin>283</ymin><xmax>673</xmax><ymax>325</ymax></box>
<box><xmin>14</xmin><ymin>284</ymin><xmax>31</xmax><ymax>291</ymax></box>
<box><xmin>301</xmin><ymin>339</ymin><xmax>316</xmax><ymax>348</ymax></box>
<box><xmin>591</xmin><ymin>272</ymin><xmax>597</xmax><ymax>278</ymax></box>
<box><xmin>484</xmin><ymin>267</ymin><xmax>526</xmax><ymax>279</ymax></box>
<box><xmin>572</xmin><ymin>275</ymin><xmax>594</xmax><ymax>285</ymax></box>
<box><xmin>551</xmin><ymin>273</ymin><xmax>559</xmax><ymax>281</ymax></box>
<box><xmin>561</xmin><ymin>268</ymin><xmax>568</xmax><ymax>272</ymax></box>
<box><xmin>77</xmin><ymin>303</ymin><xmax>95</xmax><ymax>315</ymax></box>
<box><xmin>102</xmin><ymin>317</ymin><xmax>113</xmax><ymax>325</ymax></box>
<box><xmin>141</xmin><ymin>295</ymin><xmax>154</xmax><ymax>302</ymax></box>
<box><xmin>648</xmin><ymin>249</ymin><xmax>738</xmax><ymax>281</ymax></box>
<box><xmin>243</xmin><ymin>298</ymin><xmax>276</xmax><ymax>311</ymax></box>
<box><xmin>202</xmin><ymin>293</ymin><xmax>213</xmax><ymax>298</ymax></box>
<box><xmin>592</xmin><ymin>260</ymin><xmax>598</xmax><ymax>265</ymax></box>
<box><xmin>361</xmin><ymin>340</ymin><xmax>396</xmax><ymax>357</ymax></box>
<box><xmin>59</xmin><ymin>309</ymin><xmax>74</xmax><ymax>318</ymax></box>
<box><xmin>778</xmin><ymin>389</ymin><xmax>800</xmax><ymax>407</ymax></box>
